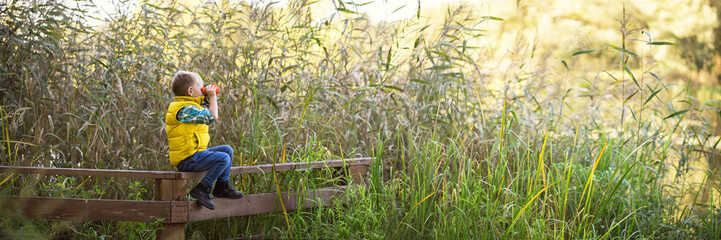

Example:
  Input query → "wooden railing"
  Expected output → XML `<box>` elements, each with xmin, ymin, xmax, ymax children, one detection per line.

<box><xmin>0</xmin><ymin>157</ymin><xmax>371</xmax><ymax>239</ymax></box>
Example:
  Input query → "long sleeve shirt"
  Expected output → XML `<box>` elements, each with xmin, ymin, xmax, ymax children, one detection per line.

<box><xmin>175</xmin><ymin>100</ymin><xmax>215</xmax><ymax>125</ymax></box>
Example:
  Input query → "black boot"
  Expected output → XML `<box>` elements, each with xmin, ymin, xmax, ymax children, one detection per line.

<box><xmin>190</xmin><ymin>182</ymin><xmax>215</xmax><ymax>210</ymax></box>
<box><xmin>212</xmin><ymin>180</ymin><xmax>244</xmax><ymax>199</ymax></box>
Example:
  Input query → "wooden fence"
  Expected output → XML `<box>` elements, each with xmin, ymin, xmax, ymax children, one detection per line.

<box><xmin>0</xmin><ymin>157</ymin><xmax>371</xmax><ymax>239</ymax></box>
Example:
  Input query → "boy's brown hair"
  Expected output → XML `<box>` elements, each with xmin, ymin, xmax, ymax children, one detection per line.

<box><xmin>171</xmin><ymin>71</ymin><xmax>200</xmax><ymax>96</ymax></box>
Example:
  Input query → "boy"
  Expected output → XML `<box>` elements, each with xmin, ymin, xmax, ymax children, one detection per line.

<box><xmin>165</xmin><ymin>71</ymin><xmax>243</xmax><ymax>210</ymax></box>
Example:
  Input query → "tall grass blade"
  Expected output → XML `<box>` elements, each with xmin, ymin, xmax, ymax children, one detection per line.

<box><xmin>504</xmin><ymin>178</ymin><xmax>565</xmax><ymax>238</ymax></box>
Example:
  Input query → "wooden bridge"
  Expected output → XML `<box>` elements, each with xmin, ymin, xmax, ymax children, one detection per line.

<box><xmin>0</xmin><ymin>157</ymin><xmax>371</xmax><ymax>239</ymax></box>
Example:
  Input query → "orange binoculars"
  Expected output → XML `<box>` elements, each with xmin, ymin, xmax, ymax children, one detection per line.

<box><xmin>201</xmin><ymin>85</ymin><xmax>219</xmax><ymax>94</ymax></box>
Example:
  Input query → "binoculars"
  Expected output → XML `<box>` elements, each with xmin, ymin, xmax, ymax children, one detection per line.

<box><xmin>201</xmin><ymin>85</ymin><xmax>219</xmax><ymax>94</ymax></box>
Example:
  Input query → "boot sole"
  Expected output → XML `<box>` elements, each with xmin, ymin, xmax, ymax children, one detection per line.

<box><xmin>190</xmin><ymin>192</ymin><xmax>216</xmax><ymax>210</ymax></box>
<box><xmin>212</xmin><ymin>194</ymin><xmax>244</xmax><ymax>199</ymax></box>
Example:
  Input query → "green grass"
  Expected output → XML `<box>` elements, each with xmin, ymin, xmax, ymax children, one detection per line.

<box><xmin>0</xmin><ymin>0</ymin><xmax>719</xmax><ymax>239</ymax></box>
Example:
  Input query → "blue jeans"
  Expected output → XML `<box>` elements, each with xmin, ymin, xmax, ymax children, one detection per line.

<box><xmin>176</xmin><ymin>145</ymin><xmax>233</xmax><ymax>186</ymax></box>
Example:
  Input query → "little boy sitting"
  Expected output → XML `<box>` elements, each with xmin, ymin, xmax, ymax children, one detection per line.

<box><xmin>165</xmin><ymin>71</ymin><xmax>243</xmax><ymax>210</ymax></box>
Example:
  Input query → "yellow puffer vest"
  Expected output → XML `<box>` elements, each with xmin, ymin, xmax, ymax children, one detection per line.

<box><xmin>165</xmin><ymin>96</ymin><xmax>211</xmax><ymax>166</ymax></box>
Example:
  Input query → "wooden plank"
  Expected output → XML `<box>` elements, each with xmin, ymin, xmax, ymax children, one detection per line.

<box><xmin>0</xmin><ymin>196</ymin><xmax>170</xmax><ymax>222</ymax></box>
<box><xmin>0</xmin><ymin>166</ymin><xmax>182</xmax><ymax>179</ymax></box>
<box><xmin>0</xmin><ymin>158</ymin><xmax>373</xmax><ymax>180</ymax></box>
<box><xmin>179</xmin><ymin>157</ymin><xmax>373</xmax><ymax>179</ymax></box>
<box><xmin>169</xmin><ymin>201</ymin><xmax>190</xmax><ymax>223</ymax></box>
<box><xmin>187</xmin><ymin>186</ymin><xmax>347</xmax><ymax>222</ymax></box>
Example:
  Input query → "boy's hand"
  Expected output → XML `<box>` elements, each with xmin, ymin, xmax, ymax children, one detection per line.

<box><xmin>204</xmin><ymin>85</ymin><xmax>219</xmax><ymax>98</ymax></box>
<box><xmin>204</xmin><ymin>84</ymin><xmax>219</xmax><ymax>121</ymax></box>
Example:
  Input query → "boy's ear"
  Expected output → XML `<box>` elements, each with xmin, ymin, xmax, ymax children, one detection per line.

<box><xmin>186</xmin><ymin>87</ymin><xmax>193</xmax><ymax>96</ymax></box>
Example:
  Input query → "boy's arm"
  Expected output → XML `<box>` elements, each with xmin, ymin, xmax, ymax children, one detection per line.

<box><xmin>205</xmin><ymin>86</ymin><xmax>219</xmax><ymax>121</ymax></box>
<box><xmin>176</xmin><ymin>105</ymin><xmax>215</xmax><ymax>125</ymax></box>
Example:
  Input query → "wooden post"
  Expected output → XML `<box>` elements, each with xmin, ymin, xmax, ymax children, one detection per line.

<box><xmin>155</xmin><ymin>179</ymin><xmax>187</xmax><ymax>240</ymax></box>
<box><xmin>347</xmin><ymin>165</ymin><xmax>366</xmax><ymax>185</ymax></box>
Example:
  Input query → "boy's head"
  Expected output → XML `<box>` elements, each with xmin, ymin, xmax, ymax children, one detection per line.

<box><xmin>171</xmin><ymin>71</ymin><xmax>204</xmax><ymax>97</ymax></box>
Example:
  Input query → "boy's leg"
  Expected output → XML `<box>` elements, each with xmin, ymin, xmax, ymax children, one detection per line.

<box><xmin>206</xmin><ymin>145</ymin><xmax>233</xmax><ymax>182</ymax></box>
<box><xmin>184</xmin><ymin>150</ymin><xmax>231</xmax><ymax>186</ymax></box>
<box><xmin>206</xmin><ymin>145</ymin><xmax>243</xmax><ymax>199</ymax></box>
<box><xmin>176</xmin><ymin>150</ymin><xmax>232</xmax><ymax>210</ymax></box>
